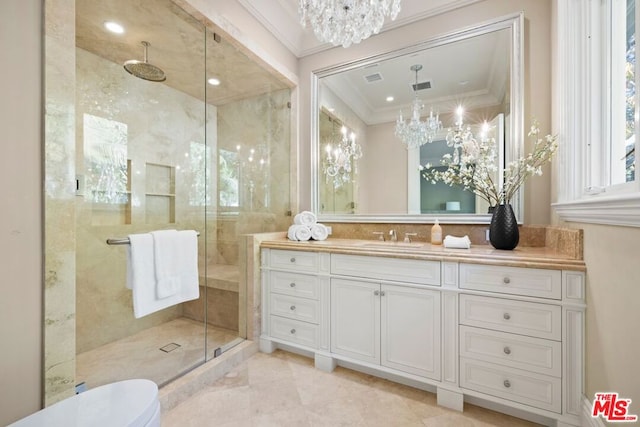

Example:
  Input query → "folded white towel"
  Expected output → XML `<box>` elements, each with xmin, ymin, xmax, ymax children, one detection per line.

<box><xmin>150</xmin><ymin>230</ymin><xmax>181</xmax><ymax>298</ymax></box>
<box><xmin>294</xmin><ymin>210</ymin><xmax>317</xmax><ymax>226</ymax></box>
<box><xmin>126</xmin><ymin>231</ymin><xmax>200</xmax><ymax>319</ymax></box>
<box><xmin>310</xmin><ymin>223</ymin><xmax>328</xmax><ymax>241</ymax></box>
<box><xmin>288</xmin><ymin>224</ymin><xmax>312</xmax><ymax>241</ymax></box>
<box><xmin>443</xmin><ymin>235</ymin><xmax>471</xmax><ymax>249</ymax></box>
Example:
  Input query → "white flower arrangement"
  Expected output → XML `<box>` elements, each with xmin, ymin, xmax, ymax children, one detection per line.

<box><xmin>421</xmin><ymin>120</ymin><xmax>558</xmax><ymax>207</ymax></box>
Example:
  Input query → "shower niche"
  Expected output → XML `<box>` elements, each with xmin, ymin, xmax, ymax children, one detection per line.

<box><xmin>145</xmin><ymin>163</ymin><xmax>176</xmax><ymax>224</ymax></box>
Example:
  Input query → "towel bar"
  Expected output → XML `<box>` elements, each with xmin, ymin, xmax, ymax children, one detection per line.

<box><xmin>106</xmin><ymin>231</ymin><xmax>200</xmax><ymax>246</ymax></box>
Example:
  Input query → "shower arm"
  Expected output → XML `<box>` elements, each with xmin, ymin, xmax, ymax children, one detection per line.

<box><xmin>106</xmin><ymin>231</ymin><xmax>200</xmax><ymax>245</ymax></box>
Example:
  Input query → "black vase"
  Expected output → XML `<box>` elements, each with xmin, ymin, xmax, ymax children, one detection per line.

<box><xmin>489</xmin><ymin>203</ymin><xmax>519</xmax><ymax>250</ymax></box>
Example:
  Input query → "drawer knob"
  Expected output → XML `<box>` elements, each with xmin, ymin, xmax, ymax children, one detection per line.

<box><xmin>503</xmin><ymin>380</ymin><xmax>511</xmax><ymax>388</ymax></box>
<box><xmin>290</xmin><ymin>305</ymin><xmax>296</xmax><ymax>311</ymax></box>
<box><xmin>290</xmin><ymin>257</ymin><xmax>296</xmax><ymax>263</ymax></box>
<box><xmin>374</xmin><ymin>290</ymin><xmax>380</xmax><ymax>296</ymax></box>
<box><xmin>503</xmin><ymin>313</ymin><xmax>511</xmax><ymax>320</ymax></box>
<box><xmin>290</xmin><ymin>282</ymin><xmax>296</xmax><ymax>288</ymax></box>
<box><xmin>290</xmin><ymin>329</ymin><xmax>296</xmax><ymax>334</ymax></box>
<box><xmin>503</xmin><ymin>346</ymin><xmax>511</xmax><ymax>355</ymax></box>
<box><xmin>380</xmin><ymin>291</ymin><xmax>386</xmax><ymax>296</ymax></box>
<box><xmin>503</xmin><ymin>277</ymin><xmax>511</xmax><ymax>284</ymax></box>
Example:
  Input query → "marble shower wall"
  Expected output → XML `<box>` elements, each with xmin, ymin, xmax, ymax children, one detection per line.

<box><xmin>44</xmin><ymin>0</ymin><xmax>77</xmax><ymax>406</ymax></box>
<box><xmin>75</xmin><ymin>47</ymin><xmax>216</xmax><ymax>354</ymax></box>
<box><xmin>214</xmin><ymin>89</ymin><xmax>292</xmax><ymax>266</ymax></box>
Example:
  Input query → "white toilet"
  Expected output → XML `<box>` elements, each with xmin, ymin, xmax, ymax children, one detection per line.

<box><xmin>9</xmin><ymin>379</ymin><xmax>160</xmax><ymax>427</ymax></box>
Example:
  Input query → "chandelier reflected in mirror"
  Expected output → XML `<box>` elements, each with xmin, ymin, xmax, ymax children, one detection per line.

<box><xmin>323</xmin><ymin>119</ymin><xmax>363</xmax><ymax>188</ymax></box>
<box><xmin>298</xmin><ymin>0</ymin><xmax>401</xmax><ymax>48</ymax></box>
<box><xmin>446</xmin><ymin>106</ymin><xmax>480</xmax><ymax>164</ymax></box>
<box><xmin>395</xmin><ymin>64</ymin><xmax>442</xmax><ymax>149</ymax></box>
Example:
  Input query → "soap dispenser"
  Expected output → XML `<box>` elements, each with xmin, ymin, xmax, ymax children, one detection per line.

<box><xmin>431</xmin><ymin>219</ymin><xmax>442</xmax><ymax>245</ymax></box>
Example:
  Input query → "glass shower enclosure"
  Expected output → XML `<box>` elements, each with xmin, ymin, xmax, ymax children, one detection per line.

<box><xmin>63</xmin><ymin>0</ymin><xmax>292</xmax><ymax>392</ymax></box>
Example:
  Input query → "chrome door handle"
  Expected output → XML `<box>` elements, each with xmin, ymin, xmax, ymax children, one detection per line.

<box><xmin>290</xmin><ymin>329</ymin><xmax>296</xmax><ymax>334</ymax></box>
<box><xmin>503</xmin><ymin>380</ymin><xmax>511</xmax><ymax>388</ymax></box>
<box><xmin>503</xmin><ymin>346</ymin><xmax>511</xmax><ymax>355</ymax></box>
<box><xmin>289</xmin><ymin>282</ymin><xmax>296</xmax><ymax>287</ymax></box>
<box><xmin>503</xmin><ymin>313</ymin><xmax>511</xmax><ymax>320</ymax></box>
<box><xmin>290</xmin><ymin>305</ymin><xmax>296</xmax><ymax>311</ymax></box>
<box><xmin>503</xmin><ymin>277</ymin><xmax>511</xmax><ymax>284</ymax></box>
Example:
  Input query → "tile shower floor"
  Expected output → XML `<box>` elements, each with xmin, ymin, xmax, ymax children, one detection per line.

<box><xmin>76</xmin><ymin>317</ymin><xmax>238</xmax><ymax>389</ymax></box>
<box><xmin>162</xmin><ymin>349</ymin><xmax>541</xmax><ymax>427</ymax></box>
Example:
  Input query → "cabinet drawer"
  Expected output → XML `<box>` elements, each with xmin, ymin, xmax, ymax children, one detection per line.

<box><xmin>269</xmin><ymin>270</ymin><xmax>319</xmax><ymax>300</ymax></box>
<box><xmin>459</xmin><ymin>294</ymin><xmax>561</xmax><ymax>341</ymax></box>
<box><xmin>460</xmin><ymin>326</ymin><xmax>561</xmax><ymax>377</ymax></box>
<box><xmin>270</xmin><ymin>293</ymin><xmax>319</xmax><ymax>324</ymax></box>
<box><xmin>267</xmin><ymin>249</ymin><xmax>319</xmax><ymax>272</ymax></box>
<box><xmin>459</xmin><ymin>264</ymin><xmax>561</xmax><ymax>300</ymax></box>
<box><xmin>331</xmin><ymin>254</ymin><xmax>440</xmax><ymax>286</ymax></box>
<box><xmin>269</xmin><ymin>316</ymin><xmax>319</xmax><ymax>349</ymax></box>
<box><xmin>460</xmin><ymin>358</ymin><xmax>561</xmax><ymax>413</ymax></box>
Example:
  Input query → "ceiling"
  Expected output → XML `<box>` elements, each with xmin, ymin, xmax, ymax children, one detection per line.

<box><xmin>75</xmin><ymin>0</ymin><xmax>498</xmax><ymax>121</ymax></box>
<box><xmin>75</xmin><ymin>0</ymin><xmax>291</xmax><ymax>106</ymax></box>
<box><xmin>237</xmin><ymin>0</ymin><xmax>485</xmax><ymax>57</ymax></box>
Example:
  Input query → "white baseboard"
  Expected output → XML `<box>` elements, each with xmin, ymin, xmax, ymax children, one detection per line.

<box><xmin>582</xmin><ymin>395</ymin><xmax>605</xmax><ymax>427</ymax></box>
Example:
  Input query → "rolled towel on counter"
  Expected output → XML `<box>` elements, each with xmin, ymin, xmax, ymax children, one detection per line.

<box><xmin>443</xmin><ymin>235</ymin><xmax>471</xmax><ymax>249</ymax></box>
<box><xmin>294</xmin><ymin>210</ymin><xmax>317</xmax><ymax>226</ymax></box>
<box><xmin>310</xmin><ymin>223</ymin><xmax>328</xmax><ymax>241</ymax></box>
<box><xmin>287</xmin><ymin>224</ymin><xmax>312</xmax><ymax>241</ymax></box>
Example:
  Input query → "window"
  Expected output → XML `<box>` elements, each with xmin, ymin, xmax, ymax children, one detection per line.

<box><xmin>553</xmin><ymin>0</ymin><xmax>640</xmax><ymax>226</ymax></box>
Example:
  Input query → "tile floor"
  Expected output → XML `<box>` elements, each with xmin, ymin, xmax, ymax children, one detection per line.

<box><xmin>77</xmin><ymin>317</ymin><xmax>238</xmax><ymax>388</ymax></box>
<box><xmin>162</xmin><ymin>349</ymin><xmax>541</xmax><ymax>426</ymax></box>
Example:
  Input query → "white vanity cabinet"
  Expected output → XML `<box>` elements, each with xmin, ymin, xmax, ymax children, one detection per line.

<box><xmin>260</xmin><ymin>244</ymin><xmax>585</xmax><ymax>427</ymax></box>
<box><xmin>330</xmin><ymin>277</ymin><xmax>441</xmax><ymax>380</ymax></box>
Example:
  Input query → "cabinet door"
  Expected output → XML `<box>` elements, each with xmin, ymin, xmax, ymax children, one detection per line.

<box><xmin>330</xmin><ymin>278</ymin><xmax>380</xmax><ymax>364</ymax></box>
<box><xmin>381</xmin><ymin>285</ymin><xmax>441</xmax><ymax>380</ymax></box>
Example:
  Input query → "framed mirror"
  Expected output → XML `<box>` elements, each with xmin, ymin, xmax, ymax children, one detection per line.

<box><xmin>311</xmin><ymin>13</ymin><xmax>523</xmax><ymax>224</ymax></box>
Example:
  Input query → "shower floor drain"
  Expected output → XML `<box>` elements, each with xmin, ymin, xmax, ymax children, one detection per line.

<box><xmin>160</xmin><ymin>343</ymin><xmax>181</xmax><ymax>353</ymax></box>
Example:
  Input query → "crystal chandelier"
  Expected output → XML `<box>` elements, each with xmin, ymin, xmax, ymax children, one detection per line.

<box><xmin>298</xmin><ymin>0</ymin><xmax>401</xmax><ymax>48</ymax></box>
<box><xmin>446</xmin><ymin>106</ymin><xmax>479</xmax><ymax>164</ymax></box>
<box><xmin>395</xmin><ymin>64</ymin><xmax>442</xmax><ymax>149</ymax></box>
<box><xmin>323</xmin><ymin>123</ymin><xmax>363</xmax><ymax>187</ymax></box>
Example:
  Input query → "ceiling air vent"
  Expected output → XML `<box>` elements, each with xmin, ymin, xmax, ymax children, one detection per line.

<box><xmin>364</xmin><ymin>72</ymin><xmax>383</xmax><ymax>83</ymax></box>
<box><xmin>412</xmin><ymin>80</ymin><xmax>432</xmax><ymax>91</ymax></box>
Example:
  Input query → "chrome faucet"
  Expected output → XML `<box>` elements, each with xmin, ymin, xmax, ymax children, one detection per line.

<box><xmin>389</xmin><ymin>229</ymin><xmax>397</xmax><ymax>242</ymax></box>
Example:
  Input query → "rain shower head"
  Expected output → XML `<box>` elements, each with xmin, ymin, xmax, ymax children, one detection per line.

<box><xmin>124</xmin><ymin>41</ymin><xmax>166</xmax><ymax>82</ymax></box>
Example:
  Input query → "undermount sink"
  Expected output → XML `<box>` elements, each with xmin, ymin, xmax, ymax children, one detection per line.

<box><xmin>358</xmin><ymin>241</ymin><xmax>426</xmax><ymax>249</ymax></box>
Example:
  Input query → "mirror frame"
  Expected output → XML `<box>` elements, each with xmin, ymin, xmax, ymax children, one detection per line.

<box><xmin>310</xmin><ymin>12</ymin><xmax>524</xmax><ymax>224</ymax></box>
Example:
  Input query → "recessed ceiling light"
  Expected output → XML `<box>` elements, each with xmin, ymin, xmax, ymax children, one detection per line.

<box><xmin>104</xmin><ymin>21</ymin><xmax>124</xmax><ymax>34</ymax></box>
<box><xmin>386</xmin><ymin>96</ymin><xmax>394</xmax><ymax>102</ymax></box>
<box><xmin>207</xmin><ymin>77</ymin><xmax>221</xmax><ymax>86</ymax></box>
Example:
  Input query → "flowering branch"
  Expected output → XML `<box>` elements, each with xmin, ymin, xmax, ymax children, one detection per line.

<box><xmin>421</xmin><ymin>119</ymin><xmax>558</xmax><ymax>206</ymax></box>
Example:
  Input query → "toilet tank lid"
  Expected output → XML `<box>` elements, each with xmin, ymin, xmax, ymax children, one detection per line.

<box><xmin>9</xmin><ymin>379</ymin><xmax>159</xmax><ymax>427</ymax></box>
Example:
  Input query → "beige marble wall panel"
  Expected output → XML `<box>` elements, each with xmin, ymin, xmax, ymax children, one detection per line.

<box><xmin>74</xmin><ymin>48</ymin><xmax>215</xmax><ymax>353</ymax></box>
<box><xmin>44</xmin><ymin>0</ymin><xmax>77</xmax><ymax>405</ymax></box>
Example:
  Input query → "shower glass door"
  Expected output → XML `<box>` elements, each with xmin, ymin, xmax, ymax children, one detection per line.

<box><xmin>74</xmin><ymin>0</ymin><xmax>209</xmax><ymax>389</ymax></box>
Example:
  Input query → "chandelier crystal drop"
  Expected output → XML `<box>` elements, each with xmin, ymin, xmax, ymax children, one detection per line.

<box><xmin>323</xmin><ymin>124</ymin><xmax>363</xmax><ymax>188</ymax></box>
<box><xmin>395</xmin><ymin>64</ymin><xmax>442</xmax><ymax>149</ymax></box>
<box><xmin>298</xmin><ymin>0</ymin><xmax>401</xmax><ymax>48</ymax></box>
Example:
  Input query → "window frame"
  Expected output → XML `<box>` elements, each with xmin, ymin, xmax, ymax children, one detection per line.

<box><xmin>553</xmin><ymin>0</ymin><xmax>640</xmax><ymax>227</ymax></box>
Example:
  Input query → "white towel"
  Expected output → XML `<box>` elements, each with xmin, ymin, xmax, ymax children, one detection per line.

<box><xmin>294</xmin><ymin>211</ymin><xmax>317</xmax><ymax>226</ymax></box>
<box><xmin>150</xmin><ymin>230</ymin><xmax>200</xmax><ymax>299</ymax></box>
<box><xmin>126</xmin><ymin>231</ymin><xmax>200</xmax><ymax>319</ymax></box>
<box><xmin>443</xmin><ymin>235</ymin><xmax>471</xmax><ymax>249</ymax></box>
<box><xmin>287</xmin><ymin>224</ymin><xmax>312</xmax><ymax>241</ymax></box>
<box><xmin>310</xmin><ymin>223</ymin><xmax>328</xmax><ymax>241</ymax></box>
<box><xmin>150</xmin><ymin>230</ymin><xmax>180</xmax><ymax>298</ymax></box>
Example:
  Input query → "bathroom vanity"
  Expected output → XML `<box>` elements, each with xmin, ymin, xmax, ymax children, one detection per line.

<box><xmin>259</xmin><ymin>238</ymin><xmax>585</xmax><ymax>427</ymax></box>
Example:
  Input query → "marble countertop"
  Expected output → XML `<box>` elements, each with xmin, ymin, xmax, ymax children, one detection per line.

<box><xmin>260</xmin><ymin>237</ymin><xmax>586</xmax><ymax>271</ymax></box>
